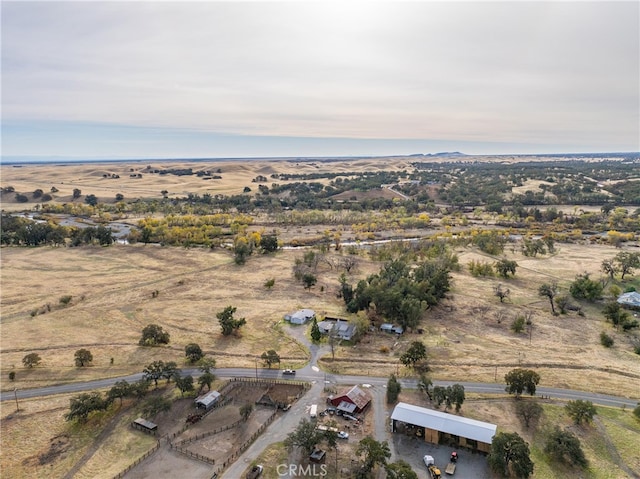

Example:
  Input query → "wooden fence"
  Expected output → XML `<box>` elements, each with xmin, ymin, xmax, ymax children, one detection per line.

<box><xmin>210</xmin><ymin>409</ymin><xmax>278</xmax><ymax>476</ymax></box>
<box><xmin>111</xmin><ymin>440</ymin><xmax>160</xmax><ymax>479</ymax></box>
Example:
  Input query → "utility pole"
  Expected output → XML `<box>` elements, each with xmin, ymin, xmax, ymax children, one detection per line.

<box><xmin>14</xmin><ymin>388</ymin><xmax>19</xmax><ymax>412</ymax></box>
<box><xmin>255</xmin><ymin>358</ymin><xmax>258</xmax><ymax>379</ymax></box>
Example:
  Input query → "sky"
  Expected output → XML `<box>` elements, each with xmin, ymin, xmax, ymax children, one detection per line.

<box><xmin>1</xmin><ymin>1</ymin><xmax>639</xmax><ymax>161</ymax></box>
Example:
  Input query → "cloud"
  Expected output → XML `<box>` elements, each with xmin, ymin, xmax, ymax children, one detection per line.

<box><xmin>2</xmin><ymin>1</ymin><xmax>638</xmax><ymax>155</ymax></box>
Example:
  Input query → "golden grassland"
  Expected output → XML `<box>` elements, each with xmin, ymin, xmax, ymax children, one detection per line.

<box><xmin>0</xmin><ymin>158</ymin><xmax>414</xmax><ymax>212</ymax></box>
<box><xmin>1</xmin><ymin>158</ymin><xmax>640</xmax><ymax>478</ymax></box>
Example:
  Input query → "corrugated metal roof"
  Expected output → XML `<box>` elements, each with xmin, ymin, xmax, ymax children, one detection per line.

<box><xmin>133</xmin><ymin>417</ymin><xmax>158</xmax><ymax>430</ymax></box>
<box><xmin>195</xmin><ymin>390</ymin><xmax>221</xmax><ymax>407</ymax></box>
<box><xmin>341</xmin><ymin>385</ymin><xmax>371</xmax><ymax>410</ymax></box>
<box><xmin>618</xmin><ymin>292</ymin><xmax>640</xmax><ymax>307</ymax></box>
<box><xmin>391</xmin><ymin>402</ymin><xmax>496</xmax><ymax>444</ymax></box>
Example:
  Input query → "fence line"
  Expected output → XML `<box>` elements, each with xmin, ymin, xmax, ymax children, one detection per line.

<box><xmin>211</xmin><ymin>410</ymin><xmax>278</xmax><ymax>477</ymax></box>
<box><xmin>172</xmin><ymin>418</ymin><xmax>244</xmax><ymax>447</ymax></box>
<box><xmin>111</xmin><ymin>440</ymin><xmax>161</xmax><ymax>479</ymax></box>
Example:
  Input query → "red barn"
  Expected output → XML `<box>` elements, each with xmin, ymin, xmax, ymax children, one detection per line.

<box><xmin>328</xmin><ymin>385</ymin><xmax>371</xmax><ymax>414</ymax></box>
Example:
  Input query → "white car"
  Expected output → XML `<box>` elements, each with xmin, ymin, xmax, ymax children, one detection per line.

<box><xmin>338</xmin><ymin>431</ymin><xmax>349</xmax><ymax>439</ymax></box>
<box><xmin>282</xmin><ymin>369</ymin><xmax>296</xmax><ymax>375</ymax></box>
<box><xmin>423</xmin><ymin>455</ymin><xmax>435</xmax><ymax>467</ymax></box>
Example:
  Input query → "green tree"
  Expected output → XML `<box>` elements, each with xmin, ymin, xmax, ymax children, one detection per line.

<box><xmin>565</xmin><ymin>400</ymin><xmax>596</xmax><ymax>425</ymax></box>
<box><xmin>302</xmin><ymin>272</ymin><xmax>317</xmax><ymax>290</ymax></box>
<box><xmin>217</xmin><ymin>305</ymin><xmax>246</xmax><ymax>336</ymax></box>
<box><xmin>261</xmin><ymin>349</ymin><xmax>281</xmax><ymax>368</ymax></box>
<box><xmin>264</xmin><ymin>278</ymin><xmax>275</xmax><ymax>290</ymax></box>
<box><xmin>449</xmin><ymin>384</ymin><xmax>466</xmax><ymax>412</ymax></box>
<box><xmin>161</xmin><ymin>361</ymin><xmax>179</xmax><ymax>383</ymax></box>
<box><xmin>515</xmin><ymin>400</ymin><xmax>543</xmax><ymax>428</ymax></box>
<box><xmin>385</xmin><ymin>460</ymin><xmax>418</xmax><ymax>479</ymax></box>
<box><xmin>602</xmin><ymin>302</ymin><xmax>633</xmax><ymax>331</ymax></box>
<box><xmin>139</xmin><ymin>324</ymin><xmax>170</xmax><ymax>346</ymax></box>
<box><xmin>22</xmin><ymin>352</ymin><xmax>42</xmax><ymax>368</ymax></box>
<box><xmin>175</xmin><ymin>374</ymin><xmax>194</xmax><ymax>397</ymax></box>
<box><xmin>240</xmin><ymin>403</ymin><xmax>253</xmax><ymax>421</ymax></box>
<box><xmin>72</xmin><ymin>188</ymin><xmax>82</xmax><ymax>199</ymax></box>
<box><xmin>141</xmin><ymin>396</ymin><xmax>172</xmax><ymax>417</ymax></box>
<box><xmin>355</xmin><ymin>437</ymin><xmax>391</xmax><ymax>476</ymax></box>
<box><xmin>198</xmin><ymin>372</ymin><xmax>215</xmax><ymax>392</ymax></box>
<box><xmin>505</xmin><ymin>368</ymin><xmax>541</xmax><ymax>398</ymax></box>
<box><xmin>198</xmin><ymin>357</ymin><xmax>217</xmax><ymax>373</ymax></box>
<box><xmin>143</xmin><ymin>360</ymin><xmax>166</xmax><ymax>387</ymax></box>
<box><xmin>310</xmin><ymin>317</ymin><xmax>322</xmax><ymax>342</ymax></box>
<box><xmin>511</xmin><ymin>315</ymin><xmax>526</xmax><ymax>333</ymax></box>
<box><xmin>233</xmin><ymin>236</ymin><xmax>251</xmax><ymax>264</ymax></box>
<box><xmin>65</xmin><ymin>392</ymin><xmax>109</xmax><ymax>423</ymax></box>
<box><xmin>284</xmin><ymin>418</ymin><xmax>323</xmax><ymax>454</ymax></box>
<box><xmin>84</xmin><ymin>194</ymin><xmax>98</xmax><ymax>206</ymax></box>
<box><xmin>569</xmin><ymin>273</ymin><xmax>603</xmax><ymax>301</ymax></box>
<box><xmin>495</xmin><ymin>258</ymin><xmax>518</xmax><ymax>278</ymax></box>
<box><xmin>399</xmin><ymin>341</ymin><xmax>427</xmax><ymax>368</ymax></box>
<box><xmin>185</xmin><ymin>343</ymin><xmax>204</xmax><ymax>363</ymax></box>
<box><xmin>259</xmin><ymin>234</ymin><xmax>279</xmax><ymax>253</ymax></box>
<box><xmin>107</xmin><ymin>380</ymin><xmax>131</xmax><ymax>405</ymax></box>
<box><xmin>386</xmin><ymin>374</ymin><xmax>402</xmax><ymax>404</ymax></box>
<box><xmin>544</xmin><ymin>426</ymin><xmax>587</xmax><ymax>467</ymax></box>
<box><xmin>633</xmin><ymin>404</ymin><xmax>640</xmax><ymax>420</ymax></box>
<box><xmin>129</xmin><ymin>379</ymin><xmax>151</xmax><ymax>399</ymax></box>
<box><xmin>614</xmin><ymin>251</ymin><xmax>640</xmax><ymax>279</ymax></box>
<box><xmin>600</xmin><ymin>331</ymin><xmax>614</xmax><ymax>348</ymax></box>
<box><xmin>74</xmin><ymin>348</ymin><xmax>93</xmax><ymax>367</ymax></box>
<box><xmin>538</xmin><ymin>282</ymin><xmax>558</xmax><ymax>314</ymax></box>
<box><xmin>488</xmin><ymin>432</ymin><xmax>534</xmax><ymax>478</ymax></box>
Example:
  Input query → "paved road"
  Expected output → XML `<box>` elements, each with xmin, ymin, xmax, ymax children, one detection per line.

<box><xmin>3</xmin><ymin>366</ymin><xmax>638</xmax><ymax>409</ymax></box>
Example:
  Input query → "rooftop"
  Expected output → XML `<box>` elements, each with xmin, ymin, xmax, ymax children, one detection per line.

<box><xmin>391</xmin><ymin>402</ymin><xmax>497</xmax><ymax>444</ymax></box>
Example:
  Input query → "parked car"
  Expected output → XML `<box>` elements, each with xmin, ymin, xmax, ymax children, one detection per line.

<box><xmin>282</xmin><ymin>369</ymin><xmax>296</xmax><ymax>375</ymax></box>
<box><xmin>325</xmin><ymin>407</ymin><xmax>337</xmax><ymax>415</ymax></box>
<box><xmin>343</xmin><ymin>414</ymin><xmax>359</xmax><ymax>422</ymax></box>
<box><xmin>246</xmin><ymin>464</ymin><xmax>263</xmax><ymax>479</ymax></box>
<box><xmin>338</xmin><ymin>431</ymin><xmax>349</xmax><ymax>439</ymax></box>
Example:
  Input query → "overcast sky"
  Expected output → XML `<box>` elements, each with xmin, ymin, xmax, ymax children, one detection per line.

<box><xmin>2</xmin><ymin>1</ymin><xmax>638</xmax><ymax>160</ymax></box>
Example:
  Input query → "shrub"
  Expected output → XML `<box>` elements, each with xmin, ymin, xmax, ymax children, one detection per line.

<box><xmin>511</xmin><ymin>315</ymin><xmax>526</xmax><ymax>333</ymax></box>
<box><xmin>600</xmin><ymin>332</ymin><xmax>614</xmax><ymax>348</ymax></box>
<box><xmin>59</xmin><ymin>295</ymin><xmax>73</xmax><ymax>306</ymax></box>
<box><xmin>9</xmin><ymin>371</ymin><xmax>16</xmax><ymax>381</ymax></box>
<box><xmin>379</xmin><ymin>346</ymin><xmax>390</xmax><ymax>354</ymax></box>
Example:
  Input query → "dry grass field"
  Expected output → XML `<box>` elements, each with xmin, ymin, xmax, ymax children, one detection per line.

<box><xmin>2</xmin><ymin>157</ymin><xmax>640</xmax><ymax>478</ymax></box>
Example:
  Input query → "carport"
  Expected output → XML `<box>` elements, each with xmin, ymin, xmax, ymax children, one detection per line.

<box><xmin>391</xmin><ymin>402</ymin><xmax>496</xmax><ymax>453</ymax></box>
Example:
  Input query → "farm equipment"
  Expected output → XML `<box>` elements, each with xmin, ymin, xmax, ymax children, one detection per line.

<box><xmin>423</xmin><ymin>455</ymin><xmax>442</xmax><ymax>479</ymax></box>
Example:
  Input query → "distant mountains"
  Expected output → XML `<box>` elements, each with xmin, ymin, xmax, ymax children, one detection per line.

<box><xmin>409</xmin><ymin>152</ymin><xmax>467</xmax><ymax>157</ymax></box>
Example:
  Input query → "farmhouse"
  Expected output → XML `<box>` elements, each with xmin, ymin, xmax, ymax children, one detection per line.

<box><xmin>195</xmin><ymin>390</ymin><xmax>221</xmax><ymax>410</ymax></box>
<box><xmin>284</xmin><ymin>309</ymin><xmax>316</xmax><ymax>325</ymax></box>
<box><xmin>328</xmin><ymin>385</ymin><xmax>371</xmax><ymax>413</ymax></box>
<box><xmin>317</xmin><ymin>318</ymin><xmax>356</xmax><ymax>341</ymax></box>
<box><xmin>617</xmin><ymin>291</ymin><xmax>640</xmax><ymax>309</ymax></box>
<box><xmin>390</xmin><ymin>402</ymin><xmax>496</xmax><ymax>453</ymax></box>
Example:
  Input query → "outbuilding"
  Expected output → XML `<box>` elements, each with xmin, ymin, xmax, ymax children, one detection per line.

<box><xmin>617</xmin><ymin>291</ymin><xmax>640</xmax><ymax>309</ymax></box>
<box><xmin>195</xmin><ymin>390</ymin><xmax>221</xmax><ymax>410</ymax></box>
<box><xmin>132</xmin><ymin>417</ymin><xmax>158</xmax><ymax>435</ymax></box>
<box><xmin>391</xmin><ymin>402</ymin><xmax>496</xmax><ymax>453</ymax></box>
<box><xmin>328</xmin><ymin>385</ymin><xmax>371</xmax><ymax>413</ymax></box>
<box><xmin>284</xmin><ymin>309</ymin><xmax>316</xmax><ymax>325</ymax></box>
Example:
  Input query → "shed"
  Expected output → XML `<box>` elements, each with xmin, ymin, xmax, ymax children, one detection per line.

<box><xmin>284</xmin><ymin>309</ymin><xmax>316</xmax><ymax>325</ymax></box>
<box><xmin>132</xmin><ymin>417</ymin><xmax>158</xmax><ymax>434</ymax></box>
<box><xmin>195</xmin><ymin>390</ymin><xmax>221</xmax><ymax>410</ymax></box>
<box><xmin>391</xmin><ymin>402</ymin><xmax>496</xmax><ymax>453</ymax></box>
<box><xmin>328</xmin><ymin>385</ymin><xmax>371</xmax><ymax>413</ymax></box>
<box><xmin>617</xmin><ymin>292</ymin><xmax>640</xmax><ymax>309</ymax></box>
<box><xmin>380</xmin><ymin>323</ymin><xmax>404</xmax><ymax>334</ymax></box>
